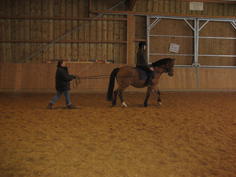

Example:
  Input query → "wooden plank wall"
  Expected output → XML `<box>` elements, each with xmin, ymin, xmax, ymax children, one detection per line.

<box><xmin>0</xmin><ymin>0</ymin><xmax>236</xmax><ymax>64</ymax></box>
<box><xmin>134</xmin><ymin>0</ymin><xmax>236</xmax><ymax>65</ymax></box>
<box><xmin>0</xmin><ymin>63</ymin><xmax>235</xmax><ymax>92</ymax></box>
<box><xmin>149</xmin><ymin>18</ymin><xmax>194</xmax><ymax>65</ymax></box>
<box><xmin>0</xmin><ymin>0</ymin><xmax>235</xmax><ymax>92</ymax></box>
<box><xmin>0</xmin><ymin>0</ymin><xmax>127</xmax><ymax>63</ymax></box>
<box><xmin>147</xmin><ymin>17</ymin><xmax>236</xmax><ymax>66</ymax></box>
<box><xmin>134</xmin><ymin>0</ymin><xmax>236</xmax><ymax>16</ymax></box>
<box><xmin>199</xmin><ymin>21</ymin><xmax>236</xmax><ymax>66</ymax></box>
<box><xmin>198</xmin><ymin>68</ymin><xmax>236</xmax><ymax>90</ymax></box>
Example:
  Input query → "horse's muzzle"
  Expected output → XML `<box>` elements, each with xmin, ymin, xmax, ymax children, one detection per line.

<box><xmin>168</xmin><ymin>73</ymin><xmax>174</xmax><ymax>76</ymax></box>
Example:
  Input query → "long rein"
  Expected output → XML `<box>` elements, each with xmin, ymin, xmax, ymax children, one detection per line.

<box><xmin>73</xmin><ymin>64</ymin><xmax>168</xmax><ymax>88</ymax></box>
<box><xmin>72</xmin><ymin>62</ymin><xmax>111</xmax><ymax>88</ymax></box>
<box><xmin>76</xmin><ymin>65</ymin><xmax>166</xmax><ymax>80</ymax></box>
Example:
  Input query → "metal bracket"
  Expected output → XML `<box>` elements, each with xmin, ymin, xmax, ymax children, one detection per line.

<box><xmin>148</xmin><ymin>18</ymin><xmax>161</xmax><ymax>30</ymax></box>
<box><xmin>184</xmin><ymin>19</ymin><xmax>195</xmax><ymax>31</ymax></box>
<box><xmin>192</xmin><ymin>63</ymin><xmax>200</xmax><ymax>68</ymax></box>
<box><xmin>230</xmin><ymin>21</ymin><xmax>236</xmax><ymax>30</ymax></box>
<box><xmin>199</xmin><ymin>20</ymin><xmax>209</xmax><ymax>31</ymax></box>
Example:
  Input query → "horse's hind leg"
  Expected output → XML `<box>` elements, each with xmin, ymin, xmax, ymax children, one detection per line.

<box><xmin>111</xmin><ymin>89</ymin><xmax>118</xmax><ymax>107</ymax></box>
<box><xmin>118</xmin><ymin>91</ymin><xmax>127</xmax><ymax>107</ymax></box>
<box><xmin>111</xmin><ymin>88</ymin><xmax>127</xmax><ymax>107</ymax></box>
<box><xmin>115</xmin><ymin>85</ymin><xmax>128</xmax><ymax>107</ymax></box>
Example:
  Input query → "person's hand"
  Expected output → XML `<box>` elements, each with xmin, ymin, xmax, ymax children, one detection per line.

<box><xmin>150</xmin><ymin>68</ymin><xmax>153</xmax><ymax>71</ymax></box>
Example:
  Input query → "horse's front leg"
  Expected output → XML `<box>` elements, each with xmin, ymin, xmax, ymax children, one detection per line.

<box><xmin>144</xmin><ymin>87</ymin><xmax>153</xmax><ymax>107</ymax></box>
<box><xmin>155</xmin><ymin>89</ymin><xmax>162</xmax><ymax>106</ymax></box>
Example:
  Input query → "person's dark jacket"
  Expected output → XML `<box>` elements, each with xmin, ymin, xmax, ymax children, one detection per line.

<box><xmin>55</xmin><ymin>66</ymin><xmax>74</xmax><ymax>91</ymax></box>
<box><xmin>136</xmin><ymin>49</ymin><xmax>150</xmax><ymax>69</ymax></box>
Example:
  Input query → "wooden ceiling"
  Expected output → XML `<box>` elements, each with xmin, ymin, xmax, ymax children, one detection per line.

<box><xmin>128</xmin><ymin>0</ymin><xmax>236</xmax><ymax>11</ymax></box>
<box><xmin>177</xmin><ymin>0</ymin><xmax>236</xmax><ymax>3</ymax></box>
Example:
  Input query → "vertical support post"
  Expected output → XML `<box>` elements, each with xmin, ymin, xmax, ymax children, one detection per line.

<box><xmin>89</xmin><ymin>0</ymin><xmax>92</xmax><ymax>18</ymax></box>
<box><xmin>194</xmin><ymin>19</ymin><xmax>199</xmax><ymax>65</ymax></box>
<box><xmin>147</xmin><ymin>16</ymin><xmax>150</xmax><ymax>64</ymax></box>
<box><xmin>194</xmin><ymin>19</ymin><xmax>199</xmax><ymax>89</ymax></box>
<box><xmin>127</xmin><ymin>15</ymin><xmax>135</xmax><ymax>64</ymax></box>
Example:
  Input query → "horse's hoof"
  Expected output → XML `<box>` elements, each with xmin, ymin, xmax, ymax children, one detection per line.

<box><xmin>158</xmin><ymin>102</ymin><xmax>162</xmax><ymax>106</ymax></box>
<box><xmin>121</xmin><ymin>102</ymin><xmax>127</xmax><ymax>107</ymax></box>
<box><xmin>111</xmin><ymin>101</ymin><xmax>116</xmax><ymax>107</ymax></box>
<box><xmin>144</xmin><ymin>103</ymin><xmax>148</xmax><ymax>107</ymax></box>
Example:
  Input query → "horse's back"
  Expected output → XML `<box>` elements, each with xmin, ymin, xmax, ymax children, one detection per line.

<box><xmin>115</xmin><ymin>66</ymin><xmax>145</xmax><ymax>88</ymax></box>
<box><xmin>117</xmin><ymin>66</ymin><xmax>138</xmax><ymax>77</ymax></box>
<box><xmin>120</xmin><ymin>66</ymin><xmax>138</xmax><ymax>73</ymax></box>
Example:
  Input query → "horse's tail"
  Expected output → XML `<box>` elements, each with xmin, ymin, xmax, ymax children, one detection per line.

<box><xmin>107</xmin><ymin>68</ymin><xmax>120</xmax><ymax>101</ymax></box>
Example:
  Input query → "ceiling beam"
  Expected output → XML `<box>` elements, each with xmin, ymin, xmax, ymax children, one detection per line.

<box><xmin>128</xmin><ymin>0</ymin><xmax>137</xmax><ymax>11</ymax></box>
<box><xmin>176</xmin><ymin>0</ymin><xmax>236</xmax><ymax>3</ymax></box>
<box><xmin>91</xmin><ymin>10</ymin><xmax>236</xmax><ymax>19</ymax></box>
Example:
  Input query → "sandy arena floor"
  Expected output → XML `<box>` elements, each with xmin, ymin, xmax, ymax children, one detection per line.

<box><xmin>0</xmin><ymin>92</ymin><xmax>236</xmax><ymax>177</ymax></box>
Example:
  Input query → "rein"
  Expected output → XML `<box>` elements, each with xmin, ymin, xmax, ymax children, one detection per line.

<box><xmin>73</xmin><ymin>75</ymin><xmax>81</xmax><ymax>88</ymax></box>
<box><xmin>154</xmin><ymin>65</ymin><xmax>166</xmax><ymax>74</ymax></box>
<box><xmin>73</xmin><ymin>62</ymin><xmax>96</xmax><ymax>88</ymax></box>
<box><xmin>72</xmin><ymin>62</ymin><xmax>172</xmax><ymax>88</ymax></box>
<box><xmin>75</xmin><ymin>62</ymin><xmax>96</xmax><ymax>75</ymax></box>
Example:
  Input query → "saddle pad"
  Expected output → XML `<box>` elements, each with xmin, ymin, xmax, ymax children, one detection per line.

<box><xmin>136</xmin><ymin>66</ymin><xmax>155</xmax><ymax>80</ymax></box>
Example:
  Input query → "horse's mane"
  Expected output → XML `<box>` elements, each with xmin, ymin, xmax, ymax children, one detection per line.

<box><xmin>152</xmin><ymin>58</ymin><xmax>172</xmax><ymax>67</ymax></box>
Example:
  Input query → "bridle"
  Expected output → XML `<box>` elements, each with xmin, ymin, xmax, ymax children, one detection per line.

<box><xmin>153</xmin><ymin>64</ymin><xmax>172</xmax><ymax>74</ymax></box>
<box><xmin>153</xmin><ymin>61</ymin><xmax>174</xmax><ymax>77</ymax></box>
<box><xmin>153</xmin><ymin>66</ymin><xmax>165</xmax><ymax>74</ymax></box>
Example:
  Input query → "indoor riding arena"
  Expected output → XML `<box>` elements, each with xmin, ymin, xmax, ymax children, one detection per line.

<box><xmin>0</xmin><ymin>0</ymin><xmax>236</xmax><ymax>177</ymax></box>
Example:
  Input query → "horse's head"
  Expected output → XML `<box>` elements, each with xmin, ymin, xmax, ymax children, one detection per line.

<box><xmin>165</xmin><ymin>59</ymin><xmax>175</xmax><ymax>76</ymax></box>
<box><xmin>152</xmin><ymin>58</ymin><xmax>175</xmax><ymax>76</ymax></box>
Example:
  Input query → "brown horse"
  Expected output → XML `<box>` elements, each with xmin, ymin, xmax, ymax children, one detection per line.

<box><xmin>107</xmin><ymin>58</ymin><xmax>175</xmax><ymax>107</ymax></box>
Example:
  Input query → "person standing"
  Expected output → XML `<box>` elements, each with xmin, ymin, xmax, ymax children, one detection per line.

<box><xmin>136</xmin><ymin>41</ymin><xmax>153</xmax><ymax>87</ymax></box>
<box><xmin>47</xmin><ymin>59</ymin><xmax>76</xmax><ymax>109</ymax></box>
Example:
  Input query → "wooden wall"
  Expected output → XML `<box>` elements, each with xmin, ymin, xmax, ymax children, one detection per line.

<box><xmin>0</xmin><ymin>0</ymin><xmax>235</xmax><ymax>92</ymax></box>
<box><xmin>148</xmin><ymin>18</ymin><xmax>236</xmax><ymax>66</ymax></box>
<box><xmin>199</xmin><ymin>21</ymin><xmax>236</xmax><ymax>66</ymax></box>
<box><xmin>149</xmin><ymin>18</ymin><xmax>194</xmax><ymax>65</ymax></box>
<box><xmin>134</xmin><ymin>0</ymin><xmax>236</xmax><ymax>16</ymax></box>
<box><xmin>0</xmin><ymin>0</ymin><xmax>236</xmax><ymax>64</ymax></box>
<box><xmin>0</xmin><ymin>0</ymin><xmax>127</xmax><ymax>63</ymax></box>
<box><xmin>0</xmin><ymin>63</ymin><xmax>235</xmax><ymax>92</ymax></box>
<box><xmin>134</xmin><ymin>1</ymin><xmax>236</xmax><ymax>65</ymax></box>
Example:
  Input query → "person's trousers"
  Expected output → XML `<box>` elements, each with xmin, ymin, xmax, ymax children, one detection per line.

<box><xmin>136</xmin><ymin>65</ymin><xmax>153</xmax><ymax>85</ymax></box>
<box><xmin>50</xmin><ymin>90</ymin><xmax>71</xmax><ymax>106</ymax></box>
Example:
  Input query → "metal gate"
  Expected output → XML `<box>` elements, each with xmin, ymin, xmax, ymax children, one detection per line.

<box><xmin>147</xmin><ymin>15</ymin><xmax>236</xmax><ymax>89</ymax></box>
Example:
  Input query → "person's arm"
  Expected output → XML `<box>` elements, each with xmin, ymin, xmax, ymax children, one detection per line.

<box><xmin>59</xmin><ymin>70</ymin><xmax>74</xmax><ymax>82</ymax></box>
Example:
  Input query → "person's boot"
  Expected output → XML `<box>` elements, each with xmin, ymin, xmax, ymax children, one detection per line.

<box><xmin>47</xmin><ymin>103</ymin><xmax>53</xmax><ymax>109</ymax></box>
<box><xmin>67</xmin><ymin>104</ymin><xmax>76</xmax><ymax>109</ymax></box>
<box><xmin>145</xmin><ymin>73</ymin><xmax>153</xmax><ymax>87</ymax></box>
